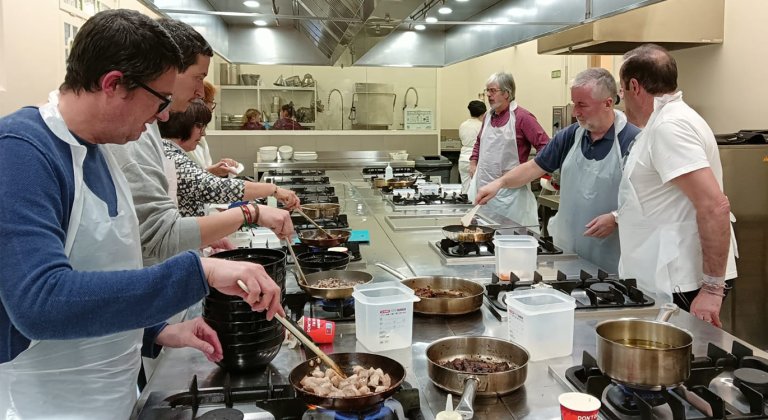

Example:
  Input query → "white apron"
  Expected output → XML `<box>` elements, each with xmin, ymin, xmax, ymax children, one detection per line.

<box><xmin>617</xmin><ymin>93</ymin><xmax>738</xmax><ymax>299</ymax></box>
<box><xmin>549</xmin><ymin>111</ymin><xmax>626</xmax><ymax>274</ymax></box>
<box><xmin>0</xmin><ymin>94</ymin><xmax>144</xmax><ymax>419</ymax></box>
<box><xmin>476</xmin><ymin>103</ymin><xmax>539</xmax><ymax>229</ymax></box>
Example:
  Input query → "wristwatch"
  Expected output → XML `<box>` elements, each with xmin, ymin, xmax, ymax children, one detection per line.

<box><xmin>610</xmin><ymin>210</ymin><xmax>619</xmax><ymax>224</ymax></box>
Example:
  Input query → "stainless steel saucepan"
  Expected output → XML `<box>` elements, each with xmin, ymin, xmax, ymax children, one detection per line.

<box><xmin>595</xmin><ymin>303</ymin><xmax>692</xmax><ymax>390</ymax></box>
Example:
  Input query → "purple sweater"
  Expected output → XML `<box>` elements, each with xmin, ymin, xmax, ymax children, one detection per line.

<box><xmin>0</xmin><ymin>107</ymin><xmax>209</xmax><ymax>363</ymax></box>
<box><xmin>470</xmin><ymin>104</ymin><xmax>550</xmax><ymax>164</ymax></box>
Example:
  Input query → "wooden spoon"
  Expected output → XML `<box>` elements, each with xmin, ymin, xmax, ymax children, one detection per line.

<box><xmin>236</xmin><ymin>280</ymin><xmax>347</xmax><ymax>379</ymax></box>
<box><xmin>460</xmin><ymin>204</ymin><xmax>482</xmax><ymax>227</ymax></box>
<box><xmin>294</xmin><ymin>208</ymin><xmax>337</xmax><ymax>239</ymax></box>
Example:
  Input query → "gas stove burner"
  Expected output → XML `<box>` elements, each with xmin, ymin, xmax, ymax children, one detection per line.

<box><xmin>319</xmin><ymin>297</ymin><xmax>355</xmax><ymax>317</ymax></box>
<box><xmin>362</xmin><ymin>167</ymin><xmax>415</xmax><ymax>179</ymax></box>
<box><xmin>391</xmin><ymin>192</ymin><xmax>471</xmax><ymax>206</ymax></box>
<box><xmin>733</xmin><ymin>368</ymin><xmax>768</xmax><ymax>394</ymax></box>
<box><xmin>564</xmin><ymin>341</ymin><xmax>768</xmax><ymax>420</ymax></box>
<box><xmin>292</xmin><ymin>214</ymin><xmax>349</xmax><ymax>231</ymax></box>
<box><xmin>485</xmin><ymin>269</ymin><xmax>654</xmax><ymax>315</ymax></box>
<box><xmin>439</xmin><ymin>238</ymin><xmax>494</xmax><ymax>257</ymax></box>
<box><xmin>197</xmin><ymin>408</ymin><xmax>245</xmax><ymax>420</ymax></box>
<box><xmin>298</xmin><ymin>195</ymin><xmax>340</xmax><ymax>205</ymax></box>
<box><xmin>292</xmin><ymin>186</ymin><xmax>335</xmax><ymax>195</ymax></box>
<box><xmin>304</xmin><ymin>401</ymin><xmax>395</xmax><ymax>420</ymax></box>
<box><xmin>606</xmin><ymin>384</ymin><xmax>669</xmax><ymax>415</ymax></box>
<box><xmin>268</xmin><ymin>169</ymin><xmax>326</xmax><ymax>177</ymax></box>
<box><xmin>270</xmin><ymin>176</ymin><xmax>330</xmax><ymax>186</ymax></box>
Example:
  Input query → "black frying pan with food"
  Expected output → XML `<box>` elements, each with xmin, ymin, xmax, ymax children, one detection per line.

<box><xmin>297</xmin><ymin>229</ymin><xmax>352</xmax><ymax>248</ymax></box>
<box><xmin>297</xmin><ymin>269</ymin><xmax>373</xmax><ymax>299</ymax></box>
<box><xmin>442</xmin><ymin>225</ymin><xmax>495</xmax><ymax>243</ymax></box>
<box><xmin>289</xmin><ymin>352</ymin><xmax>406</xmax><ymax>412</ymax></box>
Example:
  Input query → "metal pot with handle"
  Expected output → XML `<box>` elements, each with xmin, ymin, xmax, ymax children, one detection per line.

<box><xmin>595</xmin><ymin>303</ymin><xmax>692</xmax><ymax>390</ymax></box>
<box><xmin>376</xmin><ymin>263</ymin><xmax>483</xmax><ymax>315</ymax></box>
<box><xmin>426</xmin><ymin>336</ymin><xmax>529</xmax><ymax>419</ymax></box>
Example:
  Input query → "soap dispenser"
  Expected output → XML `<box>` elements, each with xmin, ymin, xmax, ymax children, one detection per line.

<box><xmin>384</xmin><ymin>162</ymin><xmax>393</xmax><ymax>180</ymax></box>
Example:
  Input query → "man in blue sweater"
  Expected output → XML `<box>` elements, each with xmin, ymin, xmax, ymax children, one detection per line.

<box><xmin>0</xmin><ymin>10</ymin><xmax>285</xmax><ymax>419</ymax></box>
<box><xmin>476</xmin><ymin>68</ymin><xmax>641</xmax><ymax>274</ymax></box>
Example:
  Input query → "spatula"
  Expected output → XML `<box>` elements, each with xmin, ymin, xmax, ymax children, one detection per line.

<box><xmin>236</xmin><ymin>280</ymin><xmax>347</xmax><ymax>379</ymax></box>
<box><xmin>460</xmin><ymin>204</ymin><xmax>481</xmax><ymax>227</ymax></box>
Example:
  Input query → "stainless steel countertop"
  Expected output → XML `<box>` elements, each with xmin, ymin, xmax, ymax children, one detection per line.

<box><xmin>133</xmin><ymin>170</ymin><xmax>766</xmax><ymax>419</ymax></box>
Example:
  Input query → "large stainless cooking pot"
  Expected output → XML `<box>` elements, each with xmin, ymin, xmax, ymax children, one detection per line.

<box><xmin>595</xmin><ymin>303</ymin><xmax>692</xmax><ymax>390</ymax></box>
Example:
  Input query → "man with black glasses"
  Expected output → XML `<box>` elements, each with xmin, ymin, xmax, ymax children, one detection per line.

<box><xmin>0</xmin><ymin>9</ymin><xmax>284</xmax><ymax>418</ymax></box>
<box><xmin>107</xmin><ymin>18</ymin><xmax>295</xmax><ymax>268</ymax></box>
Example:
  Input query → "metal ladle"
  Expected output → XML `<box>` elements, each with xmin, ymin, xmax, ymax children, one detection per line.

<box><xmin>236</xmin><ymin>280</ymin><xmax>347</xmax><ymax>379</ymax></box>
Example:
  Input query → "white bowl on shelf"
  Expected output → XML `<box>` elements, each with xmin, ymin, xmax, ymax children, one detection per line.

<box><xmin>278</xmin><ymin>145</ymin><xmax>294</xmax><ymax>160</ymax></box>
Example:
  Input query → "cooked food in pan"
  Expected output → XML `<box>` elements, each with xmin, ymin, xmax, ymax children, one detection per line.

<box><xmin>313</xmin><ymin>277</ymin><xmax>367</xmax><ymax>289</ymax></box>
<box><xmin>462</xmin><ymin>227</ymin><xmax>485</xmax><ymax>234</ymax></box>
<box><xmin>300</xmin><ymin>365</ymin><xmax>392</xmax><ymax>397</ymax></box>
<box><xmin>440</xmin><ymin>357</ymin><xmax>517</xmax><ymax>373</ymax></box>
<box><xmin>414</xmin><ymin>285</ymin><xmax>469</xmax><ymax>299</ymax></box>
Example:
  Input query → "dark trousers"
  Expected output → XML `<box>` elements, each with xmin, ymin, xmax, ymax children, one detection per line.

<box><xmin>673</xmin><ymin>279</ymin><xmax>734</xmax><ymax>312</ymax></box>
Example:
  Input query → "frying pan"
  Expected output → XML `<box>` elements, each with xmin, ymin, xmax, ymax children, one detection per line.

<box><xmin>386</xmin><ymin>177</ymin><xmax>416</xmax><ymax>188</ymax></box>
<box><xmin>301</xmin><ymin>203</ymin><xmax>341</xmax><ymax>219</ymax></box>
<box><xmin>297</xmin><ymin>229</ymin><xmax>352</xmax><ymax>248</ymax></box>
<box><xmin>289</xmin><ymin>352</ymin><xmax>406</xmax><ymax>411</ymax></box>
<box><xmin>376</xmin><ymin>263</ymin><xmax>483</xmax><ymax>315</ymax></box>
<box><xmin>426</xmin><ymin>336</ymin><xmax>529</xmax><ymax>419</ymax></box>
<box><xmin>596</xmin><ymin>303</ymin><xmax>692</xmax><ymax>390</ymax></box>
<box><xmin>298</xmin><ymin>269</ymin><xmax>373</xmax><ymax>300</ymax></box>
<box><xmin>442</xmin><ymin>225</ymin><xmax>495</xmax><ymax>243</ymax></box>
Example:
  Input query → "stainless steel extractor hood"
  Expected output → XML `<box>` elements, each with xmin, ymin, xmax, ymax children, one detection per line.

<box><xmin>537</xmin><ymin>0</ymin><xmax>724</xmax><ymax>55</ymax></box>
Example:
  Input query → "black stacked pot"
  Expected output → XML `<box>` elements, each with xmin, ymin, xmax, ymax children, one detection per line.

<box><xmin>204</xmin><ymin>248</ymin><xmax>286</xmax><ymax>372</ymax></box>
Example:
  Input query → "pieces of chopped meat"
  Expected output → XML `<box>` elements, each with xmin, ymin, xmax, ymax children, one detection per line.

<box><xmin>299</xmin><ymin>365</ymin><xmax>393</xmax><ymax>397</ymax></box>
<box><xmin>440</xmin><ymin>357</ymin><xmax>516</xmax><ymax>373</ymax></box>
<box><xmin>313</xmin><ymin>278</ymin><xmax>366</xmax><ymax>288</ymax></box>
<box><xmin>414</xmin><ymin>285</ymin><xmax>468</xmax><ymax>298</ymax></box>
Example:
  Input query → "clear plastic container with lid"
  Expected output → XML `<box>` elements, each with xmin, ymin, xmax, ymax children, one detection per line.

<box><xmin>352</xmin><ymin>281</ymin><xmax>420</xmax><ymax>351</ymax></box>
<box><xmin>506</xmin><ymin>288</ymin><xmax>576</xmax><ymax>361</ymax></box>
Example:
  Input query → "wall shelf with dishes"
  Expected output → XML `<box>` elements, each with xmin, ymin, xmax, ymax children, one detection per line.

<box><xmin>217</xmin><ymin>85</ymin><xmax>317</xmax><ymax>131</ymax></box>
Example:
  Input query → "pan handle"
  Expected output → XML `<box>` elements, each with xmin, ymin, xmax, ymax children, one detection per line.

<box><xmin>455</xmin><ymin>376</ymin><xmax>479</xmax><ymax>420</ymax></box>
<box><xmin>375</xmin><ymin>262</ymin><xmax>409</xmax><ymax>281</ymax></box>
<box><xmin>656</xmin><ymin>302</ymin><xmax>680</xmax><ymax>322</ymax></box>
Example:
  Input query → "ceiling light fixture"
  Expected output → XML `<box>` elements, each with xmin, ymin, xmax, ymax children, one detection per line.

<box><xmin>243</xmin><ymin>1</ymin><xmax>260</xmax><ymax>7</ymax></box>
<box><xmin>438</xmin><ymin>6</ymin><xmax>452</xmax><ymax>14</ymax></box>
<box><xmin>456</xmin><ymin>0</ymin><xmax>469</xmax><ymax>2</ymax></box>
<box><xmin>414</xmin><ymin>24</ymin><xmax>426</xmax><ymax>30</ymax></box>
<box><xmin>425</xmin><ymin>16</ymin><xmax>438</xmax><ymax>23</ymax></box>
<box><xmin>253</xmin><ymin>19</ymin><xmax>268</xmax><ymax>26</ymax></box>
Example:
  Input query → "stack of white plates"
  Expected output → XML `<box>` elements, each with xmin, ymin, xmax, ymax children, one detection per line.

<box><xmin>259</xmin><ymin>146</ymin><xmax>278</xmax><ymax>161</ymax></box>
<box><xmin>293</xmin><ymin>151</ymin><xmax>318</xmax><ymax>161</ymax></box>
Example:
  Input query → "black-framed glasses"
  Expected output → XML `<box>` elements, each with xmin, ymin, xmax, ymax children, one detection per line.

<box><xmin>484</xmin><ymin>87</ymin><xmax>501</xmax><ymax>95</ymax></box>
<box><xmin>206</xmin><ymin>101</ymin><xmax>217</xmax><ymax>111</ymax></box>
<box><xmin>132</xmin><ymin>80</ymin><xmax>173</xmax><ymax>115</ymax></box>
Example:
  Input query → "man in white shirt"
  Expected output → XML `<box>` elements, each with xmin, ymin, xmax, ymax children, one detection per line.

<box><xmin>618</xmin><ymin>44</ymin><xmax>737</xmax><ymax>327</ymax></box>
<box><xmin>458</xmin><ymin>100</ymin><xmax>486</xmax><ymax>194</ymax></box>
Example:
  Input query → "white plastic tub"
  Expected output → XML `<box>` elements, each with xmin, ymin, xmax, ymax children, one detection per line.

<box><xmin>352</xmin><ymin>281</ymin><xmax>420</xmax><ymax>351</ymax></box>
<box><xmin>506</xmin><ymin>288</ymin><xmax>576</xmax><ymax>361</ymax></box>
<box><xmin>493</xmin><ymin>236</ymin><xmax>538</xmax><ymax>281</ymax></box>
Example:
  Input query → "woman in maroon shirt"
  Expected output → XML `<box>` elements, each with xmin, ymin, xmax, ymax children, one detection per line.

<box><xmin>271</xmin><ymin>104</ymin><xmax>304</xmax><ymax>130</ymax></box>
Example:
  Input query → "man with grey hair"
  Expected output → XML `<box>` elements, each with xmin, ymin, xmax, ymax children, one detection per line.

<box><xmin>619</xmin><ymin>44</ymin><xmax>736</xmax><ymax>327</ymax></box>
<box><xmin>476</xmin><ymin>68</ymin><xmax>640</xmax><ymax>273</ymax></box>
<box><xmin>468</xmin><ymin>72</ymin><xmax>549</xmax><ymax>229</ymax></box>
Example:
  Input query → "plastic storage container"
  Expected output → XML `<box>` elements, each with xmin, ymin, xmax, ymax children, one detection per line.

<box><xmin>506</xmin><ymin>288</ymin><xmax>576</xmax><ymax>361</ymax></box>
<box><xmin>414</xmin><ymin>155</ymin><xmax>453</xmax><ymax>183</ymax></box>
<box><xmin>493</xmin><ymin>236</ymin><xmax>538</xmax><ymax>281</ymax></box>
<box><xmin>352</xmin><ymin>281</ymin><xmax>420</xmax><ymax>351</ymax></box>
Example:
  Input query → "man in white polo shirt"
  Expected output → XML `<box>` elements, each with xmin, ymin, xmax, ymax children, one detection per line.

<box><xmin>618</xmin><ymin>43</ymin><xmax>737</xmax><ymax>327</ymax></box>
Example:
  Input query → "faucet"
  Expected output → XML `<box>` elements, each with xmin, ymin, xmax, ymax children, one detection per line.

<box><xmin>403</xmin><ymin>87</ymin><xmax>419</xmax><ymax>110</ymax></box>
<box><xmin>327</xmin><ymin>89</ymin><xmax>344</xmax><ymax>130</ymax></box>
